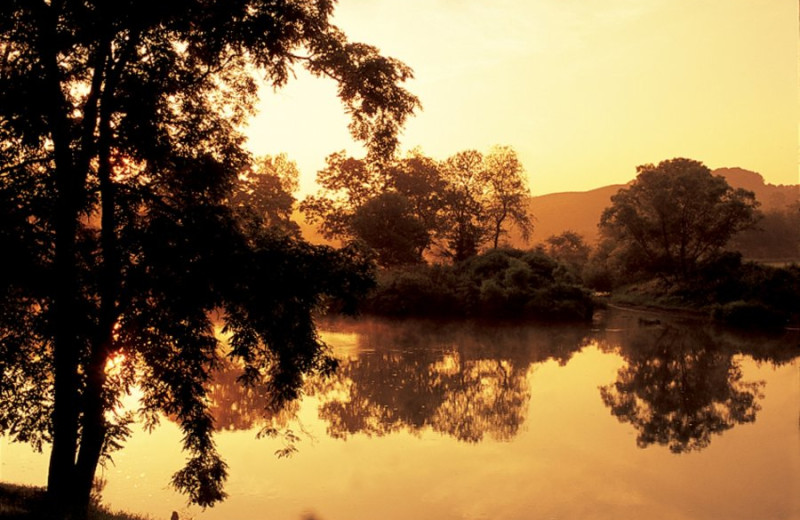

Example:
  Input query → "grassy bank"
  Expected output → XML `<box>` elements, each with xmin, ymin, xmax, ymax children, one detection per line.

<box><xmin>0</xmin><ymin>482</ymin><xmax>152</xmax><ymax>520</ymax></box>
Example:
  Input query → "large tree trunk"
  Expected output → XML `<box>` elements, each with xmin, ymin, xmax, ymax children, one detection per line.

<box><xmin>47</xmin><ymin>197</ymin><xmax>82</xmax><ymax>518</ymax></box>
<box><xmin>73</xmin><ymin>352</ymin><xmax>109</xmax><ymax>518</ymax></box>
<box><xmin>37</xmin><ymin>2</ymin><xmax>83</xmax><ymax>512</ymax></box>
<box><xmin>73</xmin><ymin>110</ymin><xmax>119</xmax><ymax>518</ymax></box>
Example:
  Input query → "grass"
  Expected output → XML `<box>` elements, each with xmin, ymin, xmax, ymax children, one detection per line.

<box><xmin>607</xmin><ymin>279</ymin><xmax>704</xmax><ymax>314</ymax></box>
<box><xmin>0</xmin><ymin>482</ymin><xmax>154</xmax><ymax>520</ymax></box>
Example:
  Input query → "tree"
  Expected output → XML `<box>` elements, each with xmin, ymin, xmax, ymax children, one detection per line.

<box><xmin>300</xmin><ymin>149</ymin><xmax>447</xmax><ymax>250</ymax></box>
<box><xmin>543</xmin><ymin>231</ymin><xmax>590</xmax><ymax>279</ymax></box>
<box><xmin>229</xmin><ymin>154</ymin><xmax>302</xmax><ymax>238</ymax></box>
<box><xmin>351</xmin><ymin>192</ymin><xmax>430</xmax><ymax>267</ymax></box>
<box><xmin>482</xmin><ymin>145</ymin><xmax>532</xmax><ymax>249</ymax></box>
<box><xmin>439</xmin><ymin>150</ymin><xmax>488</xmax><ymax>261</ymax></box>
<box><xmin>300</xmin><ymin>151</ymin><xmax>387</xmax><ymax>240</ymax></box>
<box><xmin>302</xmin><ymin>146</ymin><xmax>532</xmax><ymax>263</ymax></box>
<box><xmin>599</xmin><ymin>158</ymin><xmax>758</xmax><ymax>282</ymax></box>
<box><xmin>0</xmin><ymin>2</ymin><xmax>417</xmax><ymax>518</ymax></box>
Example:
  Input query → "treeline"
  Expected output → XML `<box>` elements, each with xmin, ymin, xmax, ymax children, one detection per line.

<box><xmin>729</xmin><ymin>202</ymin><xmax>800</xmax><ymax>261</ymax></box>
<box><xmin>553</xmin><ymin>159</ymin><xmax>799</xmax><ymax>329</ymax></box>
<box><xmin>300</xmin><ymin>146</ymin><xmax>533</xmax><ymax>263</ymax></box>
<box><xmin>295</xmin><ymin>146</ymin><xmax>596</xmax><ymax>321</ymax></box>
<box><xmin>256</xmin><ymin>152</ymin><xmax>797</xmax><ymax>328</ymax></box>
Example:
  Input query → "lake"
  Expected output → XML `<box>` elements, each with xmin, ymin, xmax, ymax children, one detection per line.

<box><xmin>2</xmin><ymin>307</ymin><xmax>798</xmax><ymax>520</ymax></box>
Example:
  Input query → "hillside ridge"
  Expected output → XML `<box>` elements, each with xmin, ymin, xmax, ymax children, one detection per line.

<box><xmin>522</xmin><ymin>167</ymin><xmax>798</xmax><ymax>245</ymax></box>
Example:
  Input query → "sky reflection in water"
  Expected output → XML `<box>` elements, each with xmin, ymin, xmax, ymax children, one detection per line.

<box><xmin>2</xmin><ymin>308</ymin><xmax>798</xmax><ymax>520</ymax></box>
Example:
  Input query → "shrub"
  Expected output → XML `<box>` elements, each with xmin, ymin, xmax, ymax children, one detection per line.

<box><xmin>711</xmin><ymin>301</ymin><xmax>788</xmax><ymax>331</ymax></box>
<box><xmin>364</xmin><ymin>248</ymin><xmax>594</xmax><ymax>322</ymax></box>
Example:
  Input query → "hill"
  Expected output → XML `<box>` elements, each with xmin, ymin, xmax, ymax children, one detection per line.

<box><xmin>518</xmin><ymin>167</ymin><xmax>798</xmax><ymax>246</ymax></box>
<box><xmin>521</xmin><ymin>184</ymin><xmax>623</xmax><ymax>246</ymax></box>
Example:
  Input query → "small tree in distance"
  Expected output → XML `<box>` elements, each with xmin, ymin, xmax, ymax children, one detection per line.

<box><xmin>599</xmin><ymin>158</ymin><xmax>759</xmax><ymax>283</ymax></box>
<box><xmin>482</xmin><ymin>145</ymin><xmax>533</xmax><ymax>249</ymax></box>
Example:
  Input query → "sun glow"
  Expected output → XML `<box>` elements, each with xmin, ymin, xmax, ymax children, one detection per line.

<box><xmin>247</xmin><ymin>1</ymin><xmax>798</xmax><ymax>197</ymax></box>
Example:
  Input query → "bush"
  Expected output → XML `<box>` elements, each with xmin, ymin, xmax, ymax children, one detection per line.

<box><xmin>711</xmin><ymin>301</ymin><xmax>788</xmax><ymax>330</ymax></box>
<box><xmin>363</xmin><ymin>248</ymin><xmax>594</xmax><ymax>322</ymax></box>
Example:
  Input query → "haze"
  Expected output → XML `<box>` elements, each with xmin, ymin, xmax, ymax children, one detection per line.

<box><xmin>246</xmin><ymin>0</ymin><xmax>798</xmax><ymax>196</ymax></box>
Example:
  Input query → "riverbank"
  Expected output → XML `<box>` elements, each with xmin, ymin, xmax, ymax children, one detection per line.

<box><xmin>0</xmin><ymin>482</ymin><xmax>152</xmax><ymax>520</ymax></box>
<box><xmin>604</xmin><ymin>270</ymin><xmax>800</xmax><ymax>331</ymax></box>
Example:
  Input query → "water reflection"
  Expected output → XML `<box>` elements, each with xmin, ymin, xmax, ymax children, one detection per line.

<box><xmin>600</xmin><ymin>324</ymin><xmax>765</xmax><ymax>453</ymax></box>
<box><xmin>204</xmin><ymin>312</ymin><xmax>798</xmax><ymax>453</ymax></box>
<box><xmin>206</xmin><ymin>359</ymin><xmax>299</xmax><ymax>433</ymax></box>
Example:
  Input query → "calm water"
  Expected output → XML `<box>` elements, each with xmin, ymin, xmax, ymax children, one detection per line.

<box><xmin>2</xmin><ymin>308</ymin><xmax>798</xmax><ymax>520</ymax></box>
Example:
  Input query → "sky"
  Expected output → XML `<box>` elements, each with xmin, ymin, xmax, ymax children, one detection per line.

<box><xmin>245</xmin><ymin>0</ymin><xmax>799</xmax><ymax>196</ymax></box>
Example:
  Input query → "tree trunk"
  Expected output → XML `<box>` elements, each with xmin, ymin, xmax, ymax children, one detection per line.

<box><xmin>73</xmin><ymin>352</ymin><xmax>109</xmax><ymax>518</ymax></box>
<box><xmin>37</xmin><ymin>2</ymin><xmax>83</xmax><ymax>512</ymax></box>
<box><xmin>47</xmin><ymin>201</ymin><xmax>82</xmax><ymax>518</ymax></box>
<box><xmin>73</xmin><ymin>106</ymin><xmax>119</xmax><ymax>518</ymax></box>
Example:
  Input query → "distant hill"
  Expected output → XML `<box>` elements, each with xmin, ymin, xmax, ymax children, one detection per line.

<box><xmin>298</xmin><ymin>167</ymin><xmax>798</xmax><ymax>250</ymax></box>
<box><xmin>713</xmin><ymin>167</ymin><xmax>798</xmax><ymax>212</ymax></box>
<box><xmin>514</xmin><ymin>168</ymin><xmax>798</xmax><ymax>247</ymax></box>
<box><xmin>518</xmin><ymin>185</ymin><xmax>623</xmax><ymax>246</ymax></box>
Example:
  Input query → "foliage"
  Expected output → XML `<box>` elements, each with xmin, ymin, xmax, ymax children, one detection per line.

<box><xmin>541</xmin><ymin>231</ymin><xmax>590</xmax><ymax>280</ymax></box>
<box><xmin>300</xmin><ymin>151</ymin><xmax>386</xmax><ymax>240</ymax></box>
<box><xmin>599</xmin><ymin>158</ymin><xmax>758</xmax><ymax>282</ymax></box>
<box><xmin>728</xmin><ymin>202</ymin><xmax>800</xmax><ymax>261</ymax></box>
<box><xmin>229</xmin><ymin>154</ymin><xmax>301</xmax><ymax>238</ymax></box>
<box><xmin>302</xmin><ymin>147</ymin><xmax>532</xmax><ymax>263</ymax></box>
<box><xmin>350</xmin><ymin>192</ymin><xmax>429</xmax><ymax>266</ymax></box>
<box><xmin>364</xmin><ymin>249</ymin><xmax>594</xmax><ymax>321</ymax></box>
<box><xmin>685</xmin><ymin>254</ymin><xmax>800</xmax><ymax>329</ymax></box>
<box><xmin>0</xmin><ymin>1</ymin><xmax>415</xmax><ymax>518</ymax></box>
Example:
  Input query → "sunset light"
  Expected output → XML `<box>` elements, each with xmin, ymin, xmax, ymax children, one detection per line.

<box><xmin>248</xmin><ymin>0</ymin><xmax>798</xmax><ymax>196</ymax></box>
<box><xmin>1</xmin><ymin>2</ymin><xmax>797</xmax><ymax>519</ymax></box>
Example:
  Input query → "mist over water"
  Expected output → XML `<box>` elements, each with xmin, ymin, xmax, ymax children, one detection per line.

<box><xmin>3</xmin><ymin>308</ymin><xmax>798</xmax><ymax>520</ymax></box>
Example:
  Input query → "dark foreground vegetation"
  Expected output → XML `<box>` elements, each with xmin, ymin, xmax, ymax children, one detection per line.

<box><xmin>0</xmin><ymin>483</ymin><xmax>149</xmax><ymax>520</ymax></box>
<box><xmin>605</xmin><ymin>254</ymin><xmax>800</xmax><ymax>331</ymax></box>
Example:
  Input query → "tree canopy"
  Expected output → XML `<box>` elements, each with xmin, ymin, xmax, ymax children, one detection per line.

<box><xmin>301</xmin><ymin>146</ymin><xmax>532</xmax><ymax>264</ymax></box>
<box><xmin>599</xmin><ymin>158</ymin><xmax>758</xmax><ymax>282</ymax></box>
<box><xmin>0</xmin><ymin>1</ymin><xmax>417</xmax><ymax>518</ymax></box>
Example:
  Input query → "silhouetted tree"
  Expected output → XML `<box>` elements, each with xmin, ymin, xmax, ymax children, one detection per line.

<box><xmin>599</xmin><ymin>158</ymin><xmax>758</xmax><ymax>282</ymax></box>
<box><xmin>0</xmin><ymin>2</ymin><xmax>417</xmax><ymax>518</ymax></box>
<box><xmin>351</xmin><ymin>192</ymin><xmax>430</xmax><ymax>266</ymax></box>
<box><xmin>229</xmin><ymin>154</ymin><xmax>301</xmax><ymax>238</ymax></box>
<box><xmin>543</xmin><ymin>231</ymin><xmax>590</xmax><ymax>279</ymax></box>
<box><xmin>302</xmin><ymin>146</ymin><xmax>532</xmax><ymax>263</ymax></box>
<box><xmin>482</xmin><ymin>145</ymin><xmax>532</xmax><ymax>249</ymax></box>
<box><xmin>300</xmin><ymin>152</ymin><xmax>387</xmax><ymax>240</ymax></box>
<box><xmin>438</xmin><ymin>150</ymin><xmax>488</xmax><ymax>261</ymax></box>
<box><xmin>387</xmin><ymin>150</ymin><xmax>448</xmax><ymax>235</ymax></box>
<box><xmin>300</xmin><ymin>150</ymin><xmax>448</xmax><ymax>257</ymax></box>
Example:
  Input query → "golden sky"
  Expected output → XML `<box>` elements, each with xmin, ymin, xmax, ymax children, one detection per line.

<box><xmin>246</xmin><ymin>0</ymin><xmax>799</xmax><ymax>196</ymax></box>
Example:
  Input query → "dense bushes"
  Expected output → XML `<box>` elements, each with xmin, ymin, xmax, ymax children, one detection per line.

<box><xmin>646</xmin><ymin>252</ymin><xmax>800</xmax><ymax>330</ymax></box>
<box><xmin>364</xmin><ymin>248</ymin><xmax>595</xmax><ymax>321</ymax></box>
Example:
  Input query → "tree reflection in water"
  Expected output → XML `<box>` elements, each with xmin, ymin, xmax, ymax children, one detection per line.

<box><xmin>599</xmin><ymin>323</ymin><xmax>767</xmax><ymax>453</ymax></box>
<box><xmin>203</xmin><ymin>314</ymin><xmax>797</xmax><ymax>452</ymax></box>
<box><xmin>206</xmin><ymin>319</ymin><xmax>592</xmax><ymax>443</ymax></box>
<box><xmin>312</xmin><ymin>320</ymin><xmax>593</xmax><ymax>442</ymax></box>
